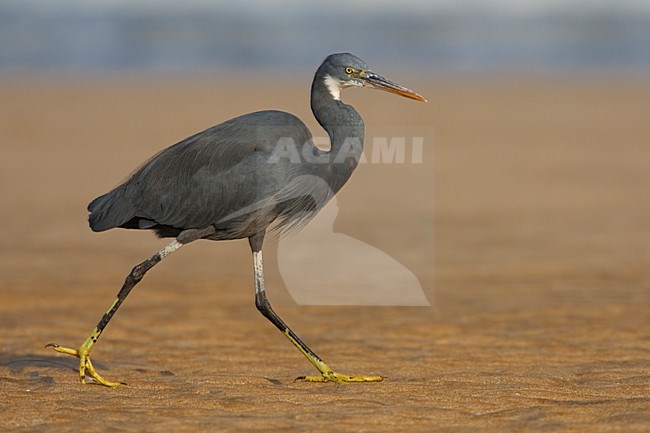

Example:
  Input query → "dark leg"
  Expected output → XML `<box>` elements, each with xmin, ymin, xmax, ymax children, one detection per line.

<box><xmin>47</xmin><ymin>226</ymin><xmax>215</xmax><ymax>386</ymax></box>
<box><xmin>249</xmin><ymin>233</ymin><xmax>382</xmax><ymax>383</ymax></box>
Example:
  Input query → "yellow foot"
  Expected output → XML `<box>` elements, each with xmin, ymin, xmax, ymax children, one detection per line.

<box><xmin>298</xmin><ymin>371</ymin><xmax>383</xmax><ymax>383</ymax></box>
<box><xmin>46</xmin><ymin>343</ymin><xmax>124</xmax><ymax>387</ymax></box>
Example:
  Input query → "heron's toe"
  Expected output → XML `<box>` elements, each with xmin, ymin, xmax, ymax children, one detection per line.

<box><xmin>298</xmin><ymin>371</ymin><xmax>383</xmax><ymax>383</ymax></box>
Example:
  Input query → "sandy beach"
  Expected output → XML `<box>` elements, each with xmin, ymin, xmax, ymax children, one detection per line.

<box><xmin>1</xmin><ymin>75</ymin><xmax>649</xmax><ymax>432</ymax></box>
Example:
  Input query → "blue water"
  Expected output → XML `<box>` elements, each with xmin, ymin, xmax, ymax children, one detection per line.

<box><xmin>1</xmin><ymin>1</ymin><xmax>649</xmax><ymax>73</ymax></box>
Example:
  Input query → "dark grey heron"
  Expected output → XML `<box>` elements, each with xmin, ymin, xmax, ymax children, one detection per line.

<box><xmin>47</xmin><ymin>53</ymin><xmax>426</xmax><ymax>386</ymax></box>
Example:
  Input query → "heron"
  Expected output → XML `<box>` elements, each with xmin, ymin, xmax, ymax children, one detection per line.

<box><xmin>47</xmin><ymin>53</ymin><xmax>426</xmax><ymax>386</ymax></box>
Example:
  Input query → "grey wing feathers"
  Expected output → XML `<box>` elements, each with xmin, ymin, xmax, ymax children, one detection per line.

<box><xmin>87</xmin><ymin>189</ymin><xmax>136</xmax><ymax>232</ymax></box>
<box><xmin>87</xmin><ymin>110</ymin><xmax>312</xmax><ymax>234</ymax></box>
<box><xmin>269</xmin><ymin>174</ymin><xmax>335</xmax><ymax>237</ymax></box>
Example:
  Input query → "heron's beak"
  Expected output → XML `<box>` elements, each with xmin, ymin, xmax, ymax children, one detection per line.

<box><xmin>361</xmin><ymin>71</ymin><xmax>427</xmax><ymax>102</ymax></box>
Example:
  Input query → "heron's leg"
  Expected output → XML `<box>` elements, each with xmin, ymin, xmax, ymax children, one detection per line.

<box><xmin>47</xmin><ymin>226</ymin><xmax>215</xmax><ymax>386</ymax></box>
<box><xmin>251</xmin><ymin>249</ymin><xmax>382</xmax><ymax>384</ymax></box>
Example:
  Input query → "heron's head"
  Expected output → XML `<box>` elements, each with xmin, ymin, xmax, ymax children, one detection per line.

<box><xmin>319</xmin><ymin>53</ymin><xmax>427</xmax><ymax>103</ymax></box>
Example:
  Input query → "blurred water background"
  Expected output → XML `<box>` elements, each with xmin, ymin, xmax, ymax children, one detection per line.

<box><xmin>1</xmin><ymin>0</ymin><xmax>649</xmax><ymax>75</ymax></box>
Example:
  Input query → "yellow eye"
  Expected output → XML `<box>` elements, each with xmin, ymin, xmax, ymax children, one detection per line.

<box><xmin>345</xmin><ymin>67</ymin><xmax>354</xmax><ymax>74</ymax></box>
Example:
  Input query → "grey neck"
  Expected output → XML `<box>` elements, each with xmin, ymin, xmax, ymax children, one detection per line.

<box><xmin>309</xmin><ymin>73</ymin><xmax>365</xmax><ymax>194</ymax></box>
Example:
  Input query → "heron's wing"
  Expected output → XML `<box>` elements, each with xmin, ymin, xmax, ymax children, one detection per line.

<box><xmin>88</xmin><ymin>111</ymin><xmax>311</xmax><ymax>232</ymax></box>
<box><xmin>140</xmin><ymin>123</ymin><xmax>259</xmax><ymax>227</ymax></box>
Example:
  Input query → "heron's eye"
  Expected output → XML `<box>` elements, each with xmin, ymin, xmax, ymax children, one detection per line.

<box><xmin>345</xmin><ymin>67</ymin><xmax>354</xmax><ymax>74</ymax></box>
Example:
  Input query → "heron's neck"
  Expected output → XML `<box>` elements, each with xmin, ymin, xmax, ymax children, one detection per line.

<box><xmin>310</xmin><ymin>75</ymin><xmax>365</xmax><ymax>193</ymax></box>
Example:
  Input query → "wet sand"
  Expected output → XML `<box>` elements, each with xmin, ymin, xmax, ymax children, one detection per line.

<box><xmin>1</xmin><ymin>75</ymin><xmax>649</xmax><ymax>432</ymax></box>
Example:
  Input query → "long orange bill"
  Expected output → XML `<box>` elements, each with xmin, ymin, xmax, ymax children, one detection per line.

<box><xmin>362</xmin><ymin>71</ymin><xmax>427</xmax><ymax>102</ymax></box>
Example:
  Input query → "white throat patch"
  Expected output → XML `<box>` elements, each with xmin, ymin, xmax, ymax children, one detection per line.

<box><xmin>323</xmin><ymin>74</ymin><xmax>344</xmax><ymax>100</ymax></box>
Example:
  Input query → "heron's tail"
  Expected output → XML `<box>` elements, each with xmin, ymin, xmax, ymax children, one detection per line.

<box><xmin>87</xmin><ymin>187</ymin><xmax>136</xmax><ymax>232</ymax></box>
